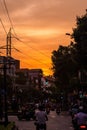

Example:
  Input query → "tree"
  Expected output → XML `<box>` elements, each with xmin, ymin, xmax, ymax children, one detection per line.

<box><xmin>51</xmin><ymin>43</ymin><xmax>78</xmax><ymax>91</ymax></box>
<box><xmin>51</xmin><ymin>9</ymin><xmax>87</xmax><ymax>92</ymax></box>
<box><xmin>72</xmin><ymin>11</ymin><xmax>87</xmax><ymax>68</ymax></box>
<box><xmin>72</xmin><ymin>10</ymin><xmax>87</xmax><ymax>85</ymax></box>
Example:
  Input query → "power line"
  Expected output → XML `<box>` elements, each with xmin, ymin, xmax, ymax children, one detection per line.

<box><xmin>0</xmin><ymin>23</ymin><xmax>51</xmax><ymax>68</ymax></box>
<box><xmin>13</xmin><ymin>53</ymin><xmax>35</xmax><ymax>68</ymax></box>
<box><xmin>1</xmin><ymin>0</ymin><xmax>52</xmax><ymax>72</ymax></box>
<box><xmin>14</xmin><ymin>48</ymin><xmax>51</xmax><ymax>68</ymax></box>
<box><xmin>0</xmin><ymin>18</ymin><xmax>7</xmax><ymax>35</ymax></box>
<box><xmin>0</xmin><ymin>0</ymin><xmax>8</xmax><ymax>24</ymax></box>
<box><xmin>3</xmin><ymin>0</ymin><xmax>17</xmax><ymax>37</ymax></box>
<box><xmin>12</xmin><ymin>35</ymin><xmax>52</xmax><ymax>68</ymax></box>
<box><xmin>2</xmin><ymin>0</ymin><xmax>51</xmax><ymax>59</ymax></box>
<box><xmin>12</xmin><ymin>34</ymin><xmax>52</xmax><ymax>66</ymax></box>
<box><xmin>13</xmin><ymin>52</ymin><xmax>51</xmax><ymax>73</ymax></box>
<box><xmin>13</xmin><ymin>35</ymin><xmax>50</xmax><ymax>59</ymax></box>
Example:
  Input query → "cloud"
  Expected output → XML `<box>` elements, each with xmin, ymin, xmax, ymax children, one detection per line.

<box><xmin>1</xmin><ymin>0</ymin><xmax>86</xmax><ymax>32</ymax></box>
<box><xmin>1</xmin><ymin>0</ymin><xmax>87</xmax><ymax>28</ymax></box>
<box><xmin>0</xmin><ymin>0</ymin><xmax>87</xmax><ymax>75</ymax></box>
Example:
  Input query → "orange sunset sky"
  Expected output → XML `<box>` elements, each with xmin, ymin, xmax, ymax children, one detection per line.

<box><xmin>0</xmin><ymin>0</ymin><xmax>87</xmax><ymax>76</ymax></box>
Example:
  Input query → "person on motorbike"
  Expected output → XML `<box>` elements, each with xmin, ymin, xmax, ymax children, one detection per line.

<box><xmin>35</xmin><ymin>105</ymin><xmax>48</xmax><ymax>130</ymax></box>
<box><xmin>73</xmin><ymin>106</ymin><xmax>87</xmax><ymax>130</ymax></box>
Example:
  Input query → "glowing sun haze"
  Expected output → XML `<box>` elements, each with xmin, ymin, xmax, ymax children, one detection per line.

<box><xmin>0</xmin><ymin>0</ymin><xmax>87</xmax><ymax>75</ymax></box>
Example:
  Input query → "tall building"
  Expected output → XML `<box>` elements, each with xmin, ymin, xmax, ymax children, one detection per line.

<box><xmin>15</xmin><ymin>59</ymin><xmax>20</xmax><ymax>70</ymax></box>
<box><xmin>0</xmin><ymin>56</ymin><xmax>20</xmax><ymax>76</ymax></box>
<box><xmin>28</xmin><ymin>69</ymin><xmax>43</xmax><ymax>88</ymax></box>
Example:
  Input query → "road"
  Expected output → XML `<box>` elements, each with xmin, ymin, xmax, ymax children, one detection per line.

<box><xmin>8</xmin><ymin>111</ymin><xmax>74</xmax><ymax>130</ymax></box>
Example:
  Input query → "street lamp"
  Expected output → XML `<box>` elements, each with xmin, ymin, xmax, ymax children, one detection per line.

<box><xmin>65</xmin><ymin>33</ymin><xmax>71</xmax><ymax>36</ymax></box>
<box><xmin>65</xmin><ymin>33</ymin><xmax>73</xmax><ymax>42</ymax></box>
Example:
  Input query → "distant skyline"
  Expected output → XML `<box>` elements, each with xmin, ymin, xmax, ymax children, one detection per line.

<box><xmin>0</xmin><ymin>0</ymin><xmax>87</xmax><ymax>75</ymax></box>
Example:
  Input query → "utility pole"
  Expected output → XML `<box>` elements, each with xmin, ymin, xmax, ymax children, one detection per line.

<box><xmin>3</xmin><ymin>28</ymin><xmax>12</xmax><ymax>125</ymax></box>
<box><xmin>0</xmin><ymin>28</ymin><xmax>13</xmax><ymax>125</ymax></box>
<box><xmin>6</xmin><ymin>28</ymin><xmax>12</xmax><ymax>57</ymax></box>
<box><xmin>3</xmin><ymin>57</ymin><xmax>8</xmax><ymax>126</ymax></box>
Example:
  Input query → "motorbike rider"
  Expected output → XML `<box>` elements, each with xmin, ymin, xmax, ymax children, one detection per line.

<box><xmin>35</xmin><ymin>105</ymin><xmax>48</xmax><ymax>130</ymax></box>
<box><xmin>73</xmin><ymin>106</ymin><xmax>87</xmax><ymax>130</ymax></box>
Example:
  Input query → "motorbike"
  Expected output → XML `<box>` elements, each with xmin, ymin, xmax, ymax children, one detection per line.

<box><xmin>56</xmin><ymin>107</ymin><xmax>61</xmax><ymax>115</ymax></box>
<box><xmin>72</xmin><ymin>117</ymin><xmax>87</xmax><ymax>130</ymax></box>
<box><xmin>56</xmin><ymin>109</ymin><xmax>61</xmax><ymax>115</ymax></box>
<box><xmin>39</xmin><ymin>124</ymin><xmax>46</xmax><ymax>130</ymax></box>
<box><xmin>74</xmin><ymin>124</ymin><xmax>87</xmax><ymax>130</ymax></box>
<box><xmin>79</xmin><ymin>124</ymin><xmax>87</xmax><ymax>129</ymax></box>
<box><xmin>34</xmin><ymin>123</ymin><xmax>46</xmax><ymax>130</ymax></box>
<box><xmin>46</xmin><ymin>107</ymin><xmax>50</xmax><ymax>114</ymax></box>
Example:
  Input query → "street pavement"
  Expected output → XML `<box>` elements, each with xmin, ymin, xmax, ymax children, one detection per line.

<box><xmin>8</xmin><ymin>110</ymin><xmax>74</xmax><ymax>130</ymax></box>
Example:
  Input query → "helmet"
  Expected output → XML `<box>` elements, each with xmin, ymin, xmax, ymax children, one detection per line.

<box><xmin>79</xmin><ymin>106</ymin><xmax>83</xmax><ymax>112</ymax></box>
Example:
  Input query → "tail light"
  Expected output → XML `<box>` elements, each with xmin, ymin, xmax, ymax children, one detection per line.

<box><xmin>80</xmin><ymin>125</ymin><xmax>86</xmax><ymax>129</ymax></box>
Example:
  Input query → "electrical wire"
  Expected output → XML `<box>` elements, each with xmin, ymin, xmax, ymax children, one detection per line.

<box><xmin>11</xmin><ymin>34</ymin><xmax>52</xmax><ymax>66</ymax></box>
<box><xmin>13</xmin><ymin>52</ymin><xmax>51</xmax><ymax>73</ymax></box>
<box><xmin>3</xmin><ymin>0</ymin><xmax>17</xmax><ymax>37</ymax></box>
<box><xmin>13</xmin><ymin>47</ymin><xmax>51</xmax><ymax>68</ymax></box>
<box><xmin>0</xmin><ymin>18</ymin><xmax>7</xmax><ymax>35</ymax></box>
<box><xmin>2</xmin><ymin>0</ymin><xmax>51</xmax><ymax>60</ymax></box>
<box><xmin>12</xmin><ymin>34</ymin><xmax>50</xmax><ymax>59</ymax></box>
<box><xmin>13</xmin><ymin>53</ymin><xmax>35</xmax><ymax>68</ymax></box>
<box><xmin>1</xmin><ymin>0</ymin><xmax>52</xmax><ymax>73</ymax></box>
<box><xmin>0</xmin><ymin>21</ymin><xmax>51</xmax><ymax>68</ymax></box>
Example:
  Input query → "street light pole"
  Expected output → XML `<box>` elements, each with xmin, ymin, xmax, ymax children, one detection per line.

<box><xmin>3</xmin><ymin>57</ymin><xmax>8</xmax><ymax>126</ymax></box>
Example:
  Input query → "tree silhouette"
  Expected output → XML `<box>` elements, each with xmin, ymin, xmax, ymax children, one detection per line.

<box><xmin>51</xmin><ymin>9</ymin><xmax>87</xmax><ymax>92</ymax></box>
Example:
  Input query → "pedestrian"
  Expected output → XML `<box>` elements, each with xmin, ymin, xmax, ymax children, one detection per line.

<box><xmin>34</xmin><ymin>105</ymin><xmax>48</xmax><ymax>130</ymax></box>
